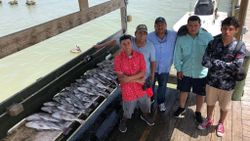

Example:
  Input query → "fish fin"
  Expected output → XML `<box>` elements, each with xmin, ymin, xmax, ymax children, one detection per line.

<box><xmin>75</xmin><ymin>119</ymin><xmax>85</xmax><ymax>124</ymax></box>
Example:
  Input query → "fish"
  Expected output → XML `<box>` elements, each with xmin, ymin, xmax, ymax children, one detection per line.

<box><xmin>98</xmin><ymin>72</ymin><xmax>118</xmax><ymax>86</ymax></box>
<box><xmin>57</xmin><ymin>103</ymin><xmax>85</xmax><ymax>114</ymax></box>
<box><xmin>52</xmin><ymin>111</ymin><xmax>84</xmax><ymax>124</ymax></box>
<box><xmin>77</xmin><ymin>86</ymin><xmax>89</xmax><ymax>93</ymax></box>
<box><xmin>25</xmin><ymin>120</ymin><xmax>64</xmax><ymax>131</ymax></box>
<box><xmin>41</xmin><ymin>106</ymin><xmax>61</xmax><ymax>114</ymax></box>
<box><xmin>53</xmin><ymin>95</ymin><xmax>73</xmax><ymax>107</ymax></box>
<box><xmin>66</xmin><ymin>93</ymin><xmax>86</xmax><ymax>109</ymax></box>
<box><xmin>84</xmin><ymin>69</ymin><xmax>98</xmax><ymax>77</ymax></box>
<box><xmin>75</xmin><ymin>94</ymin><xmax>95</xmax><ymax>102</ymax></box>
<box><xmin>77</xmin><ymin>86</ymin><xmax>106</xmax><ymax>97</ymax></box>
<box><xmin>43</xmin><ymin>101</ymin><xmax>59</xmax><ymax>107</ymax></box>
<box><xmin>75</xmin><ymin>79</ymin><xmax>84</xmax><ymax>84</ymax></box>
<box><xmin>97</xmin><ymin>60</ymin><xmax>114</xmax><ymax>68</ymax></box>
<box><xmin>26</xmin><ymin>112</ymin><xmax>61</xmax><ymax>123</ymax></box>
<box><xmin>43</xmin><ymin>99</ymin><xmax>83</xmax><ymax>115</ymax></box>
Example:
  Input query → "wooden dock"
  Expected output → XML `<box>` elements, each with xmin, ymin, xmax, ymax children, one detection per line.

<box><xmin>241</xmin><ymin>1</ymin><xmax>250</xmax><ymax>140</ymax></box>
<box><xmin>106</xmin><ymin>2</ymin><xmax>250</xmax><ymax>141</ymax></box>
<box><xmin>105</xmin><ymin>88</ymin><xmax>244</xmax><ymax>141</ymax></box>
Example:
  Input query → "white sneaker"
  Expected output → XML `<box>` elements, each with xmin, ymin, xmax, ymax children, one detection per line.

<box><xmin>159</xmin><ymin>103</ymin><xmax>166</xmax><ymax>112</ymax></box>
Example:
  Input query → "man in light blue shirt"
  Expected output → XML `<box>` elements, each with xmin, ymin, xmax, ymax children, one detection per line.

<box><xmin>132</xmin><ymin>24</ymin><xmax>156</xmax><ymax>80</ymax></box>
<box><xmin>148</xmin><ymin>17</ymin><xmax>177</xmax><ymax>112</ymax></box>
<box><xmin>173</xmin><ymin>16</ymin><xmax>213</xmax><ymax>123</ymax></box>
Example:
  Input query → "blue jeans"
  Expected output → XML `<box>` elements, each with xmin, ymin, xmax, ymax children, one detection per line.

<box><xmin>153</xmin><ymin>73</ymin><xmax>169</xmax><ymax>105</ymax></box>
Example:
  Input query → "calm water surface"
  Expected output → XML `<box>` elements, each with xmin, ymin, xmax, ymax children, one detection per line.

<box><xmin>0</xmin><ymin>0</ymin><xmax>231</xmax><ymax>102</ymax></box>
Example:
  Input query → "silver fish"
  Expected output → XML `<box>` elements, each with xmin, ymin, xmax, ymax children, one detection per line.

<box><xmin>26</xmin><ymin>112</ymin><xmax>61</xmax><ymax>123</ymax></box>
<box><xmin>57</xmin><ymin>104</ymin><xmax>83</xmax><ymax>114</ymax></box>
<box><xmin>41</xmin><ymin>106</ymin><xmax>61</xmax><ymax>114</ymax></box>
<box><xmin>25</xmin><ymin>120</ymin><xmax>63</xmax><ymax>131</ymax></box>
<box><xmin>43</xmin><ymin>101</ymin><xmax>59</xmax><ymax>107</ymax></box>
<box><xmin>52</xmin><ymin>111</ymin><xmax>84</xmax><ymax>124</ymax></box>
<box><xmin>53</xmin><ymin>95</ymin><xmax>73</xmax><ymax>106</ymax></box>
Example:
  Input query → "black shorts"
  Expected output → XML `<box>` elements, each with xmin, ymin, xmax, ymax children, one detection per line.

<box><xmin>177</xmin><ymin>76</ymin><xmax>206</xmax><ymax>96</ymax></box>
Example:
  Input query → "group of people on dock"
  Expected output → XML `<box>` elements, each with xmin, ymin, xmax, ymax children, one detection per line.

<box><xmin>95</xmin><ymin>16</ymin><xmax>247</xmax><ymax>137</ymax></box>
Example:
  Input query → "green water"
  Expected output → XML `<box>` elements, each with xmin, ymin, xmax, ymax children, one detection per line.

<box><xmin>0</xmin><ymin>0</ymin><xmax>231</xmax><ymax>102</ymax></box>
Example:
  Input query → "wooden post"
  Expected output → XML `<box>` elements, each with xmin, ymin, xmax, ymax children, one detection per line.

<box><xmin>120</xmin><ymin>0</ymin><xmax>127</xmax><ymax>33</ymax></box>
<box><xmin>236</xmin><ymin>0</ymin><xmax>249</xmax><ymax>40</ymax></box>
<box><xmin>78</xmin><ymin>0</ymin><xmax>89</xmax><ymax>11</ymax></box>
<box><xmin>232</xmin><ymin>0</ymin><xmax>249</xmax><ymax>101</ymax></box>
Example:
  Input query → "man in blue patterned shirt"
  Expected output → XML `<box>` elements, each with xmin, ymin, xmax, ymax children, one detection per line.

<box><xmin>198</xmin><ymin>17</ymin><xmax>246</xmax><ymax>137</ymax></box>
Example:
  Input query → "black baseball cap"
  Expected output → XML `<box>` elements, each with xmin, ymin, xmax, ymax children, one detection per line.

<box><xmin>155</xmin><ymin>17</ymin><xmax>166</xmax><ymax>24</ymax></box>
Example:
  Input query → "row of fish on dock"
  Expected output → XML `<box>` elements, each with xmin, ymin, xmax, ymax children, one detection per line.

<box><xmin>24</xmin><ymin>59</ymin><xmax>118</xmax><ymax>131</ymax></box>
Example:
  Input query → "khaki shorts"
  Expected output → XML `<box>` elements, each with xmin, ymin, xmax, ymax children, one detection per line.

<box><xmin>206</xmin><ymin>85</ymin><xmax>233</xmax><ymax>111</ymax></box>
<box><xmin>122</xmin><ymin>94</ymin><xmax>151</xmax><ymax>119</ymax></box>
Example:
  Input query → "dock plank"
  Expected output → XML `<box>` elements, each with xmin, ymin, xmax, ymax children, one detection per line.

<box><xmin>210</xmin><ymin>103</ymin><xmax>221</xmax><ymax>141</ymax></box>
<box><xmin>232</xmin><ymin>101</ymin><xmax>243</xmax><ymax>141</ymax></box>
<box><xmin>222</xmin><ymin>102</ymin><xmax>232</xmax><ymax>141</ymax></box>
<box><xmin>242</xmin><ymin>0</ymin><xmax>250</xmax><ymax>139</ymax></box>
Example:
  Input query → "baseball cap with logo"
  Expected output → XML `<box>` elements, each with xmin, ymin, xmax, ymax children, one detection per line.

<box><xmin>136</xmin><ymin>24</ymin><xmax>148</xmax><ymax>32</ymax></box>
<box><xmin>155</xmin><ymin>17</ymin><xmax>166</xmax><ymax>24</ymax></box>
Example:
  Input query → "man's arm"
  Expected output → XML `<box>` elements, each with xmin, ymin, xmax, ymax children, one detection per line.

<box><xmin>150</xmin><ymin>61</ymin><xmax>156</xmax><ymax>81</ymax></box>
<box><xmin>129</xmin><ymin>71</ymin><xmax>145</xmax><ymax>81</ymax></box>
<box><xmin>212</xmin><ymin>43</ymin><xmax>246</xmax><ymax>71</ymax></box>
<box><xmin>93</xmin><ymin>39</ymin><xmax>117</xmax><ymax>49</ymax></box>
<box><xmin>202</xmin><ymin>41</ymin><xmax>214</xmax><ymax>69</ymax></box>
<box><xmin>173</xmin><ymin>37</ymin><xmax>184</xmax><ymax>80</ymax></box>
<box><xmin>116</xmin><ymin>71</ymin><xmax>145</xmax><ymax>84</ymax></box>
<box><xmin>149</xmin><ymin>42</ymin><xmax>156</xmax><ymax>81</ymax></box>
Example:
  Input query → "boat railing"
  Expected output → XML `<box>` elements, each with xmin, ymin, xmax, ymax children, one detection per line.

<box><xmin>0</xmin><ymin>0</ymin><xmax>127</xmax><ymax>59</ymax></box>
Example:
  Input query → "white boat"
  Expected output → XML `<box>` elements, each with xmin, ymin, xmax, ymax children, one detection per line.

<box><xmin>70</xmin><ymin>45</ymin><xmax>82</xmax><ymax>53</ymax></box>
<box><xmin>173</xmin><ymin>0</ymin><xmax>228</xmax><ymax>36</ymax></box>
<box><xmin>26</xmin><ymin>0</ymin><xmax>36</xmax><ymax>5</ymax></box>
<box><xmin>9</xmin><ymin>0</ymin><xmax>18</xmax><ymax>5</ymax></box>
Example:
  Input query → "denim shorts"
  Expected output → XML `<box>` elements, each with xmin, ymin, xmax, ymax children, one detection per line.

<box><xmin>177</xmin><ymin>76</ymin><xmax>206</xmax><ymax>96</ymax></box>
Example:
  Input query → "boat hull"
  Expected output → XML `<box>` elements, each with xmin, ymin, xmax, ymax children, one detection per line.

<box><xmin>173</xmin><ymin>11</ymin><xmax>227</xmax><ymax>36</ymax></box>
<box><xmin>0</xmin><ymin>31</ymin><xmax>122</xmax><ymax>141</ymax></box>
